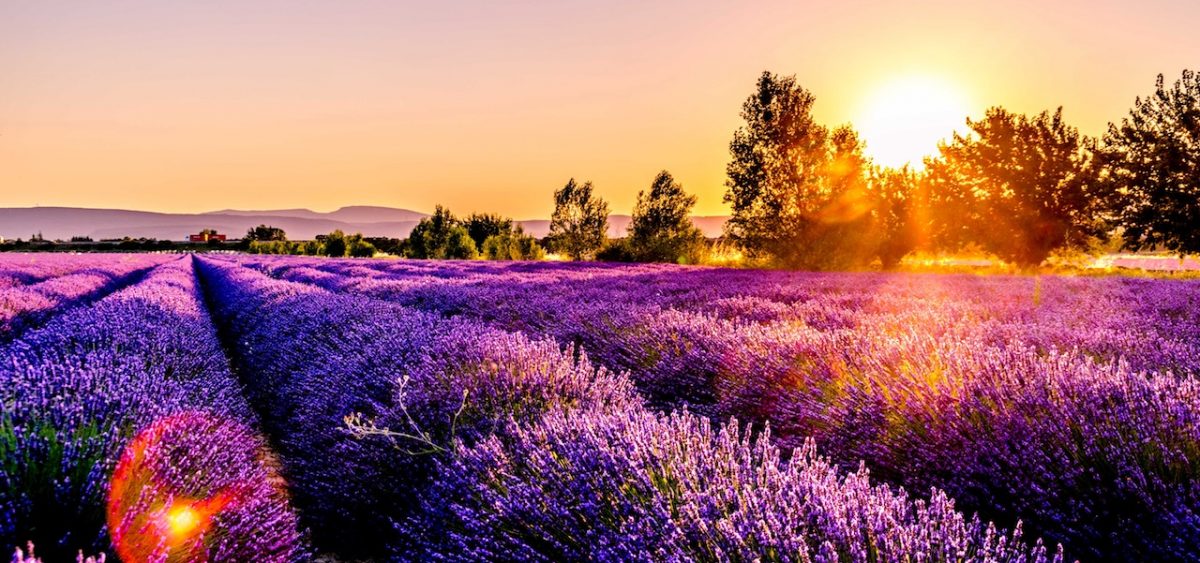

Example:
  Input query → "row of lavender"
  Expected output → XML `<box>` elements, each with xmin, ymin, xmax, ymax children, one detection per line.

<box><xmin>1</xmin><ymin>257</ymin><xmax>305</xmax><ymax>561</ymax></box>
<box><xmin>0</xmin><ymin>255</ymin><xmax>173</xmax><ymax>341</ymax></box>
<box><xmin>194</xmin><ymin>256</ymin><xmax>1054</xmax><ymax>562</ymax></box>
<box><xmin>228</xmin><ymin>255</ymin><xmax>1200</xmax><ymax>561</ymax></box>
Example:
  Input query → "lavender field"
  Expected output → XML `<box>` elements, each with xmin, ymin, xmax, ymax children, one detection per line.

<box><xmin>3</xmin><ymin>254</ymin><xmax>1199</xmax><ymax>562</ymax></box>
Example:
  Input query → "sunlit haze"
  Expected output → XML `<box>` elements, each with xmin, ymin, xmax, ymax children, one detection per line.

<box><xmin>2</xmin><ymin>0</ymin><xmax>1198</xmax><ymax>217</ymax></box>
<box><xmin>855</xmin><ymin>76</ymin><xmax>973</xmax><ymax>169</ymax></box>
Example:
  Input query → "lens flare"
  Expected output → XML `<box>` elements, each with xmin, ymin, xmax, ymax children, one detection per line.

<box><xmin>106</xmin><ymin>412</ymin><xmax>256</xmax><ymax>563</ymax></box>
<box><xmin>166</xmin><ymin>503</ymin><xmax>201</xmax><ymax>538</ymax></box>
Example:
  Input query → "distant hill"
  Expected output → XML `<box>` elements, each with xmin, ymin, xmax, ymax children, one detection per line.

<box><xmin>0</xmin><ymin>206</ymin><xmax>727</xmax><ymax>241</ymax></box>
<box><xmin>205</xmin><ymin>205</ymin><xmax>427</xmax><ymax>224</ymax></box>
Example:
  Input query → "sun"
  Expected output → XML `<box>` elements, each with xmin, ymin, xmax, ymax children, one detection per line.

<box><xmin>855</xmin><ymin>75</ymin><xmax>972</xmax><ymax>169</ymax></box>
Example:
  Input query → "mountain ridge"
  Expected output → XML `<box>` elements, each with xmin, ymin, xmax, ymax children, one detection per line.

<box><xmin>0</xmin><ymin>206</ymin><xmax>728</xmax><ymax>240</ymax></box>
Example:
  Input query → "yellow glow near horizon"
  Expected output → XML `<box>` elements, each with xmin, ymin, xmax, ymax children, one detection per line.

<box><xmin>855</xmin><ymin>76</ymin><xmax>973</xmax><ymax>169</ymax></box>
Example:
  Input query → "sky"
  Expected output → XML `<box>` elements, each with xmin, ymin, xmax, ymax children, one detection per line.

<box><xmin>2</xmin><ymin>0</ymin><xmax>1197</xmax><ymax>218</ymax></box>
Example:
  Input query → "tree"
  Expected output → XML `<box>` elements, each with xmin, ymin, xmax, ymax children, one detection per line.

<box><xmin>627</xmin><ymin>171</ymin><xmax>706</xmax><ymax>263</ymax></box>
<box><xmin>348</xmin><ymin>238</ymin><xmax>377</xmax><ymax>258</ymax></box>
<box><xmin>925</xmin><ymin>107</ymin><xmax>1103</xmax><ymax>267</ymax></box>
<box><xmin>481</xmin><ymin>225</ymin><xmax>544</xmax><ymax>260</ymax></box>
<box><xmin>867</xmin><ymin>166</ymin><xmax>926</xmax><ymax>269</ymax></box>
<box><xmin>444</xmin><ymin>228</ymin><xmax>479</xmax><ymax>260</ymax></box>
<box><xmin>1100</xmin><ymin>70</ymin><xmax>1200</xmax><ymax>254</ymax></box>
<box><xmin>722</xmin><ymin>72</ymin><xmax>875</xmax><ymax>270</ymax></box>
<box><xmin>245</xmin><ymin>224</ymin><xmax>287</xmax><ymax>242</ymax></box>
<box><xmin>407</xmin><ymin>205</ymin><xmax>478</xmax><ymax>259</ymax></box>
<box><xmin>549</xmin><ymin>179</ymin><xmax>609</xmax><ymax>260</ymax></box>
<box><xmin>322</xmin><ymin>230</ymin><xmax>348</xmax><ymax>257</ymax></box>
<box><xmin>463</xmin><ymin>213</ymin><xmax>514</xmax><ymax>250</ymax></box>
<box><xmin>407</xmin><ymin>206</ymin><xmax>455</xmax><ymax>259</ymax></box>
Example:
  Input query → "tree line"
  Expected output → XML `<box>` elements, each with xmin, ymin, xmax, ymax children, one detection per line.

<box><xmin>725</xmin><ymin>69</ymin><xmax>1200</xmax><ymax>269</ymax></box>
<box><xmin>250</xmin><ymin>68</ymin><xmax>1197</xmax><ymax>267</ymax></box>
<box><xmin>243</xmin><ymin>171</ymin><xmax>710</xmax><ymax>263</ymax></box>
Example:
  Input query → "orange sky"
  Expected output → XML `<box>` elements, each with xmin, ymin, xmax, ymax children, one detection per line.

<box><xmin>1</xmin><ymin>0</ymin><xmax>1197</xmax><ymax>218</ymax></box>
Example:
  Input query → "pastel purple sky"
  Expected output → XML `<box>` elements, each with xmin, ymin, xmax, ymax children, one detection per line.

<box><xmin>2</xmin><ymin>0</ymin><xmax>1196</xmax><ymax>217</ymax></box>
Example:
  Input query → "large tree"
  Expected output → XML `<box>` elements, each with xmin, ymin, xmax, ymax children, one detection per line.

<box><xmin>723</xmin><ymin>72</ymin><xmax>875</xmax><ymax>270</ymax></box>
<box><xmin>925</xmin><ymin>107</ymin><xmax>1102</xmax><ymax>267</ymax></box>
<box><xmin>627</xmin><ymin>171</ymin><xmax>705</xmax><ymax>263</ymax></box>
<box><xmin>1101</xmin><ymin>70</ymin><xmax>1200</xmax><ymax>254</ymax></box>
<box><xmin>549</xmin><ymin>179</ymin><xmax>609</xmax><ymax>261</ymax></box>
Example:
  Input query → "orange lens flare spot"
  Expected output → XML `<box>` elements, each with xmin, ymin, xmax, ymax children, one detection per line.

<box><xmin>166</xmin><ymin>503</ymin><xmax>202</xmax><ymax>540</ymax></box>
<box><xmin>106</xmin><ymin>412</ymin><xmax>247</xmax><ymax>563</ymax></box>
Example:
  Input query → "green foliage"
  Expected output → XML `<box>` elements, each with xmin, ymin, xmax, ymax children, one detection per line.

<box><xmin>347</xmin><ymin>236</ymin><xmax>377</xmax><ymax>258</ymax></box>
<box><xmin>481</xmin><ymin>226</ymin><xmax>544</xmax><ymax>260</ymax></box>
<box><xmin>595</xmin><ymin>238</ymin><xmax>638</xmax><ymax>262</ymax></box>
<box><xmin>627</xmin><ymin>171</ymin><xmax>706</xmax><ymax>263</ymax></box>
<box><xmin>406</xmin><ymin>206</ymin><xmax>480</xmax><ymax>259</ymax></box>
<box><xmin>244</xmin><ymin>224</ymin><xmax>287</xmax><ymax>242</ymax></box>
<box><xmin>722</xmin><ymin>72</ymin><xmax>877</xmax><ymax>270</ymax></box>
<box><xmin>1101</xmin><ymin>70</ymin><xmax>1200</xmax><ymax>255</ymax></box>
<box><xmin>248</xmin><ymin>240</ymin><xmax>296</xmax><ymax>254</ymax></box>
<box><xmin>322</xmin><ymin>229</ymin><xmax>349</xmax><ymax>257</ymax></box>
<box><xmin>445</xmin><ymin>227</ymin><xmax>479</xmax><ymax>259</ymax></box>
<box><xmin>549</xmin><ymin>179</ymin><xmax>609</xmax><ymax>261</ymax></box>
<box><xmin>463</xmin><ymin>213</ymin><xmax>514</xmax><ymax>251</ymax></box>
<box><xmin>925</xmin><ymin>107</ymin><xmax>1104</xmax><ymax>267</ymax></box>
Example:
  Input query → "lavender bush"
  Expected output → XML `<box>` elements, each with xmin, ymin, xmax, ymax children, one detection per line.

<box><xmin>0</xmin><ymin>254</ymin><xmax>168</xmax><ymax>341</ymax></box>
<box><xmin>224</xmin><ymin>255</ymin><xmax>1200</xmax><ymax>559</ymax></box>
<box><xmin>417</xmin><ymin>408</ymin><xmax>1057</xmax><ymax>562</ymax></box>
<box><xmin>1</xmin><ymin>257</ymin><xmax>305</xmax><ymax>562</ymax></box>
<box><xmin>194</xmin><ymin>257</ymin><xmax>638</xmax><ymax>558</ymax></box>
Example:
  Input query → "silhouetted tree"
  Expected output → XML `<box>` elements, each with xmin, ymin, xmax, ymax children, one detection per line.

<box><xmin>1100</xmin><ymin>70</ymin><xmax>1200</xmax><ymax>254</ymax></box>
<box><xmin>925</xmin><ymin>107</ymin><xmax>1103</xmax><ymax>267</ymax></box>
<box><xmin>627</xmin><ymin>171</ymin><xmax>706</xmax><ymax>263</ymax></box>
<box><xmin>322</xmin><ymin>230</ymin><xmax>348</xmax><ymax>257</ymax></box>
<box><xmin>549</xmin><ymin>179</ymin><xmax>609</xmax><ymax>260</ymax></box>
<box><xmin>868</xmin><ymin>166</ymin><xmax>925</xmax><ymax>269</ymax></box>
<box><xmin>463</xmin><ymin>213</ymin><xmax>514</xmax><ymax>250</ymax></box>
<box><xmin>723</xmin><ymin>72</ymin><xmax>876</xmax><ymax>270</ymax></box>
<box><xmin>245</xmin><ymin>224</ymin><xmax>287</xmax><ymax>242</ymax></box>
<box><xmin>407</xmin><ymin>205</ymin><xmax>478</xmax><ymax>259</ymax></box>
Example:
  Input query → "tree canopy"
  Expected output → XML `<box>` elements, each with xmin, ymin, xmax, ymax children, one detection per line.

<box><xmin>925</xmin><ymin>107</ymin><xmax>1103</xmax><ymax>267</ymax></box>
<box><xmin>549</xmin><ymin>179</ymin><xmax>609</xmax><ymax>261</ymax></box>
<box><xmin>627</xmin><ymin>171</ymin><xmax>705</xmax><ymax>263</ymax></box>
<box><xmin>407</xmin><ymin>206</ymin><xmax>479</xmax><ymax>260</ymax></box>
<box><xmin>723</xmin><ymin>72</ymin><xmax>876</xmax><ymax>270</ymax></box>
<box><xmin>245</xmin><ymin>224</ymin><xmax>287</xmax><ymax>242</ymax></box>
<box><xmin>867</xmin><ymin>165</ymin><xmax>925</xmax><ymax>270</ymax></box>
<box><xmin>1101</xmin><ymin>70</ymin><xmax>1200</xmax><ymax>255</ymax></box>
<box><xmin>463</xmin><ymin>213</ymin><xmax>514</xmax><ymax>251</ymax></box>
